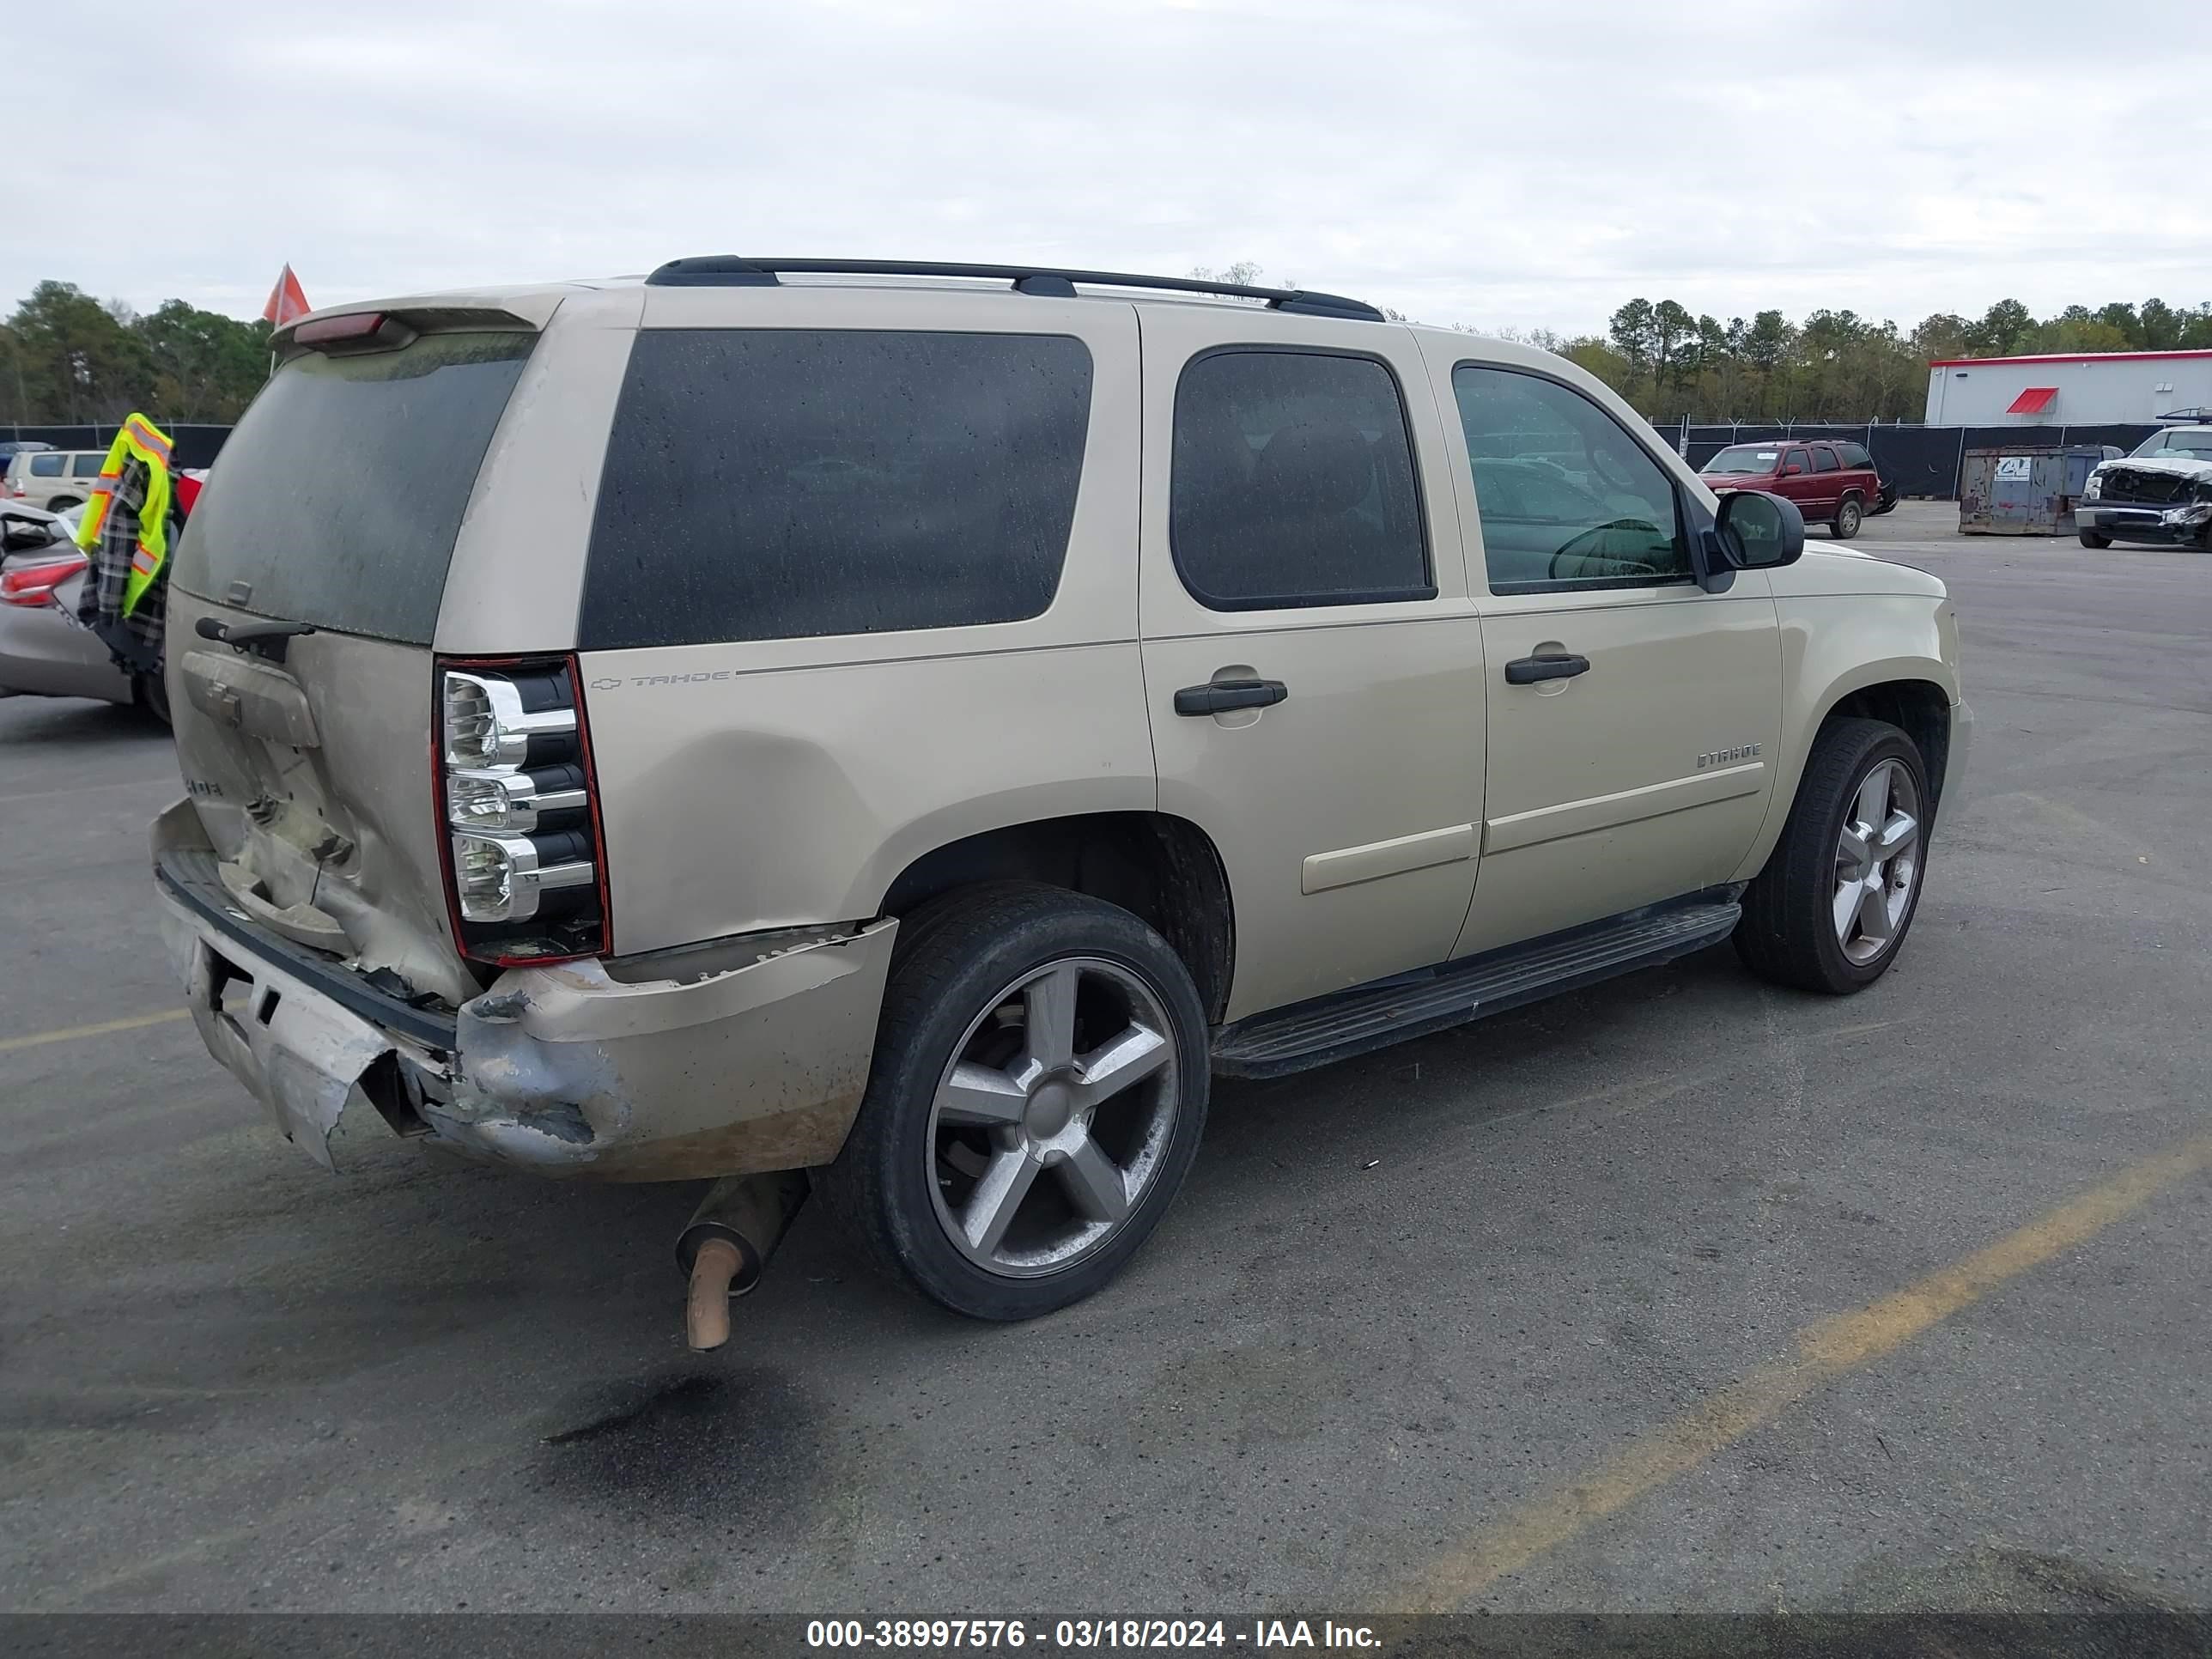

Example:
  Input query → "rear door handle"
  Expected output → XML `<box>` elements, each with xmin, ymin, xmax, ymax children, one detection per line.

<box><xmin>1174</xmin><ymin>678</ymin><xmax>1289</xmax><ymax>716</ymax></box>
<box><xmin>1503</xmin><ymin>653</ymin><xmax>1590</xmax><ymax>685</ymax></box>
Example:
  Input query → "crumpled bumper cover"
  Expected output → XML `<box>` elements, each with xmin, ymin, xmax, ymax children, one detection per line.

<box><xmin>155</xmin><ymin>801</ymin><xmax>896</xmax><ymax>1182</ymax></box>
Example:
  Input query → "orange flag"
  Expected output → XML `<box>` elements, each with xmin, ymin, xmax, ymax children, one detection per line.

<box><xmin>261</xmin><ymin>264</ymin><xmax>311</xmax><ymax>327</ymax></box>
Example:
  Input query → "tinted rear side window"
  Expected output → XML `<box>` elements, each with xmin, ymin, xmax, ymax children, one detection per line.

<box><xmin>31</xmin><ymin>453</ymin><xmax>64</xmax><ymax>477</ymax></box>
<box><xmin>1812</xmin><ymin>445</ymin><xmax>1839</xmax><ymax>473</ymax></box>
<box><xmin>580</xmin><ymin>330</ymin><xmax>1093</xmax><ymax>649</ymax></box>
<box><xmin>1170</xmin><ymin>349</ymin><xmax>1431</xmax><ymax>610</ymax></box>
<box><xmin>173</xmin><ymin>331</ymin><xmax>534</xmax><ymax>643</ymax></box>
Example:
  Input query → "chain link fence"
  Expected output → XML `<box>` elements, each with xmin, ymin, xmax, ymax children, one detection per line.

<box><xmin>1648</xmin><ymin>422</ymin><xmax>2162</xmax><ymax>499</ymax></box>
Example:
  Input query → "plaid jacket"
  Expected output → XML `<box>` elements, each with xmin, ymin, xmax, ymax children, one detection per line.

<box><xmin>75</xmin><ymin>457</ymin><xmax>167</xmax><ymax>675</ymax></box>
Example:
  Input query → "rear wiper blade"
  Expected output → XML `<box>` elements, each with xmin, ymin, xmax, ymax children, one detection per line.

<box><xmin>195</xmin><ymin>615</ymin><xmax>318</xmax><ymax>663</ymax></box>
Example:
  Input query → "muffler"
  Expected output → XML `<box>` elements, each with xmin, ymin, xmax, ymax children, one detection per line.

<box><xmin>675</xmin><ymin>1170</ymin><xmax>811</xmax><ymax>1351</ymax></box>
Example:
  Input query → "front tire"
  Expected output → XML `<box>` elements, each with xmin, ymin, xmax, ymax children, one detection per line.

<box><xmin>2079</xmin><ymin>530</ymin><xmax>2112</xmax><ymax>550</ymax></box>
<box><xmin>1735</xmin><ymin>718</ymin><xmax>1931</xmax><ymax>995</ymax></box>
<box><xmin>820</xmin><ymin>883</ymin><xmax>1210</xmax><ymax>1321</ymax></box>
<box><xmin>1832</xmin><ymin>495</ymin><xmax>1863</xmax><ymax>539</ymax></box>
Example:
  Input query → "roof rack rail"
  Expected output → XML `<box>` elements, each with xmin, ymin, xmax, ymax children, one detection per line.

<box><xmin>642</xmin><ymin>257</ymin><xmax>1386</xmax><ymax>322</ymax></box>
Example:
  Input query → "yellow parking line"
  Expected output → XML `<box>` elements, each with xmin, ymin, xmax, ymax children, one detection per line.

<box><xmin>0</xmin><ymin>1007</ymin><xmax>190</xmax><ymax>1055</ymax></box>
<box><xmin>1394</xmin><ymin>1130</ymin><xmax>2212</xmax><ymax>1613</ymax></box>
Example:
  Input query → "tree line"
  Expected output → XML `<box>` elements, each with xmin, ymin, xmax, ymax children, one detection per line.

<box><xmin>14</xmin><ymin>269</ymin><xmax>2212</xmax><ymax>432</ymax></box>
<box><xmin>0</xmin><ymin>281</ymin><xmax>273</xmax><ymax>428</ymax></box>
<box><xmin>1541</xmin><ymin>296</ymin><xmax>2212</xmax><ymax>425</ymax></box>
<box><xmin>1200</xmin><ymin>269</ymin><xmax>2212</xmax><ymax>426</ymax></box>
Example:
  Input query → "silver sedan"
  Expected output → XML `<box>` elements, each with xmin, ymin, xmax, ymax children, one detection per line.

<box><xmin>0</xmin><ymin>504</ymin><xmax>143</xmax><ymax>716</ymax></box>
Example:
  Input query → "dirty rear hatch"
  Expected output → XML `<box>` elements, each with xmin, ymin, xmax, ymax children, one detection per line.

<box><xmin>163</xmin><ymin>318</ymin><xmax>543</xmax><ymax>1011</ymax></box>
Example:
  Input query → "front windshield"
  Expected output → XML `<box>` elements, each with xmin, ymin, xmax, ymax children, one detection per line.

<box><xmin>1702</xmin><ymin>445</ymin><xmax>1781</xmax><ymax>476</ymax></box>
<box><xmin>2134</xmin><ymin>428</ymin><xmax>2212</xmax><ymax>461</ymax></box>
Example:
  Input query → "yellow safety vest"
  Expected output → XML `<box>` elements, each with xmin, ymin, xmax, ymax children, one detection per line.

<box><xmin>73</xmin><ymin>412</ymin><xmax>176</xmax><ymax>618</ymax></box>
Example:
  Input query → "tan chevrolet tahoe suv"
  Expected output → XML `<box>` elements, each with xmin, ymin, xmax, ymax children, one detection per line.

<box><xmin>155</xmin><ymin>258</ymin><xmax>1970</xmax><ymax>1328</ymax></box>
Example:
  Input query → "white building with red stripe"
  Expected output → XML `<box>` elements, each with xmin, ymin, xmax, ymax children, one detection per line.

<box><xmin>1923</xmin><ymin>349</ymin><xmax>2212</xmax><ymax>426</ymax></box>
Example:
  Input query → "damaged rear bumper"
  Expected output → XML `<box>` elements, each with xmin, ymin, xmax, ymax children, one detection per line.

<box><xmin>153</xmin><ymin>800</ymin><xmax>896</xmax><ymax>1182</ymax></box>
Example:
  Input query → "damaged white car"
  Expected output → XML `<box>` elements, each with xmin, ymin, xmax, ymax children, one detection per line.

<box><xmin>2078</xmin><ymin>426</ymin><xmax>2212</xmax><ymax>550</ymax></box>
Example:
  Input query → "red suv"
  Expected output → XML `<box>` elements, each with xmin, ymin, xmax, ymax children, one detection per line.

<box><xmin>1698</xmin><ymin>439</ymin><xmax>1878</xmax><ymax>539</ymax></box>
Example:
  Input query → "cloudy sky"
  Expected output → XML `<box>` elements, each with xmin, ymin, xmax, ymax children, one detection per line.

<box><xmin>24</xmin><ymin>0</ymin><xmax>2212</xmax><ymax>337</ymax></box>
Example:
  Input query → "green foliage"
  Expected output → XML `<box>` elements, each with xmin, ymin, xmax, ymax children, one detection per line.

<box><xmin>1513</xmin><ymin>294</ymin><xmax>2212</xmax><ymax>422</ymax></box>
<box><xmin>0</xmin><ymin>282</ymin><xmax>271</xmax><ymax>426</ymax></box>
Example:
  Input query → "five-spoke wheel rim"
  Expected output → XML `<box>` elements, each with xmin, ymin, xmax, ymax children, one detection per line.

<box><xmin>927</xmin><ymin>957</ymin><xmax>1180</xmax><ymax>1279</ymax></box>
<box><xmin>1833</xmin><ymin>759</ymin><xmax>1921</xmax><ymax>966</ymax></box>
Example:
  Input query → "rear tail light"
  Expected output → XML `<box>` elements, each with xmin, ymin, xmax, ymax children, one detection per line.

<box><xmin>1</xmin><ymin>554</ymin><xmax>87</xmax><ymax>607</ymax></box>
<box><xmin>292</xmin><ymin>311</ymin><xmax>416</xmax><ymax>355</ymax></box>
<box><xmin>434</xmin><ymin>658</ymin><xmax>611</xmax><ymax>964</ymax></box>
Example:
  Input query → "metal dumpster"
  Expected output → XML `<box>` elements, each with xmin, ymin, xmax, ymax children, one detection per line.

<box><xmin>1959</xmin><ymin>445</ymin><xmax>2119</xmax><ymax>535</ymax></box>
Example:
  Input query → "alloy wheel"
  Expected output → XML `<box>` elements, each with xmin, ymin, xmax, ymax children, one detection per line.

<box><xmin>927</xmin><ymin>957</ymin><xmax>1181</xmax><ymax>1279</ymax></box>
<box><xmin>1832</xmin><ymin>759</ymin><xmax>1921</xmax><ymax>966</ymax></box>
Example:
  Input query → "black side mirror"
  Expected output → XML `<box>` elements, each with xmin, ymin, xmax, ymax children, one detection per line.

<box><xmin>1715</xmin><ymin>489</ymin><xmax>1804</xmax><ymax>571</ymax></box>
<box><xmin>1</xmin><ymin>514</ymin><xmax>64</xmax><ymax>555</ymax></box>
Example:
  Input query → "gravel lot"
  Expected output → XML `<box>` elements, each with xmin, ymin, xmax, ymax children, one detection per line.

<box><xmin>3</xmin><ymin>501</ymin><xmax>2208</xmax><ymax>1623</ymax></box>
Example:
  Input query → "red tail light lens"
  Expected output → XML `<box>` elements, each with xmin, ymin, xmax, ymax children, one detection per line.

<box><xmin>0</xmin><ymin>554</ymin><xmax>86</xmax><ymax>607</ymax></box>
<box><xmin>291</xmin><ymin>311</ymin><xmax>416</xmax><ymax>355</ymax></box>
<box><xmin>432</xmin><ymin>656</ymin><xmax>611</xmax><ymax>966</ymax></box>
<box><xmin>294</xmin><ymin>311</ymin><xmax>386</xmax><ymax>345</ymax></box>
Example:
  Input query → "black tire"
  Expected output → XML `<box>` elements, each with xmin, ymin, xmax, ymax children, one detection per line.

<box><xmin>1831</xmin><ymin>495</ymin><xmax>1863</xmax><ymax>539</ymax></box>
<box><xmin>1735</xmin><ymin>718</ymin><xmax>1931</xmax><ymax>995</ymax></box>
<box><xmin>819</xmin><ymin>882</ymin><xmax>1210</xmax><ymax>1321</ymax></box>
<box><xmin>133</xmin><ymin>671</ymin><xmax>171</xmax><ymax>726</ymax></box>
<box><xmin>46</xmin><ymin>496</ymin><xmax>81</xmax><ymax>514</ymax></box>
<box><xmin>2079</xmin><ymin>531</ymin><xmax>2112</xmax><ymax>550</ymax></box>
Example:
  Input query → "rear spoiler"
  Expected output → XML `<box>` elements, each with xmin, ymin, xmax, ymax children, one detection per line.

<box><xmin>271</xmin><ymin>299</ymin><xmax>553</xmax><ymax>364</ymax></box>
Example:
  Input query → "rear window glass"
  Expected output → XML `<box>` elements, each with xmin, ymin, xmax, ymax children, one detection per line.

<box><xmin>1170</xmin><ymin>349</ymin><xmax>1431</xmax><ymax>610</ymax></box>
<box><xmin>173</xmin><ymin>331</ymin><xmax>535</xmax><ymax>643</ymax></box>
<box><xmin>580</xmin><ymin>329</ymin><xmax>1093</xmax><ymax>649</ymax></box>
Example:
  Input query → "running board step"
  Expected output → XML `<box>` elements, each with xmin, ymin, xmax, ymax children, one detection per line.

<box><xmin>1210</xmin><ymin>900</ymin><xmax>1742</xmax><ymax>1079</ymax></box>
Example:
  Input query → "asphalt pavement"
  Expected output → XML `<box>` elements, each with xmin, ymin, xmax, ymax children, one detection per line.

<box><xmin>3</xmin><ymin>501</ymin><xmax>2209</xmax><ymax>1625</ymax></box>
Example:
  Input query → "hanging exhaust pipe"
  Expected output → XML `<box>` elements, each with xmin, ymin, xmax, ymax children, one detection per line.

<box><xmin>676</xmin><ymin>1170</ymin><xmax>811</xmax><ymax>1351</ymax></box>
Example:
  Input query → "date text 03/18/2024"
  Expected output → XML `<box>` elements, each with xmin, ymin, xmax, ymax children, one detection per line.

<box><xmin>805</xmin><ymin>1620</ymin><xmax>1382</xmax><ymax>1650</ymax></box>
